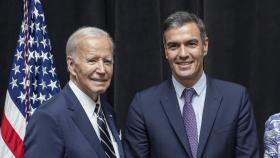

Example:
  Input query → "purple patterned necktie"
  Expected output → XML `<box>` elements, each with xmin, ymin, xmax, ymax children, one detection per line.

<box><xmin>182</xmin><ymin>88</ymin><xmax>198</xmax><ymax>158</ymax></box>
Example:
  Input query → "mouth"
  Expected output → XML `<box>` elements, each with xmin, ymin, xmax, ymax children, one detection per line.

<box><xmin>91</xmin><ymin>78</ymin><xmax>108</xmax><ymax>82</ymax></box>
<box><xmin>176</xmin><ymin>61</ymin><xmax>193</xmax><ymax>66</ymax></box>
<box><xmin>177</xmin><ymin>61</ymin><xmax>192</xmax><ymax>64</ymax></box>
<box><xmin>174</xmin><ymin>60</ymin><xmax>194</xmax><ymax>70</ymax></box>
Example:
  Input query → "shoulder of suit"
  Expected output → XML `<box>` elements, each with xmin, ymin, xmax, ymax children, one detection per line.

<box><xmin>35</xmin><ymin>90</ymin><xmax>68</xmax><ymax>115</ymax></box>
<box><xmin>136</xmin><ymin>79</ymin><xmax>170</xmax><ymax>95</ymax></box>
<box><xmin>207</xmin><ymin>76</ymin><xmax>246</xmax><ymax>92</ymax></box>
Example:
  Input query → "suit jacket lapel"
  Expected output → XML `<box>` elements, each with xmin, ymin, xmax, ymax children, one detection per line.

<box><xmin>63</xmin><ymin>84</ymin><xmax>106</xmax><ymax>158</ymax></box>
<box><xmin>197</xmin><ymin>77</ymin><xmax>222</xmax><ymax>158</ymax></box>
<box><xmin>160</xmin><ymin>80</ymin><xmax>193</xmax><ymax>157</ymax></box>
<box><xmin>101</xmin><ymin>100</ymin><xmax>125</xmax><ymax>158</ymax></box>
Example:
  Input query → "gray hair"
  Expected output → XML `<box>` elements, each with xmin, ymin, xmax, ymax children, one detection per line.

<box><xmin>163</xmin><ymin>11</ymin><xmax>207</xmax><ymax>43</ymax></box>
<box><xmin>66</xmin><ymin>26</ymin><xmax>114</xmax><ymax>57</ymax></box>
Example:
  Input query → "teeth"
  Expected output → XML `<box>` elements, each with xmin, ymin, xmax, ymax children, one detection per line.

<box><xmin>177</xmin><ymin>62</ymin><xmax>191</xmax><ymax>64</ymax></box>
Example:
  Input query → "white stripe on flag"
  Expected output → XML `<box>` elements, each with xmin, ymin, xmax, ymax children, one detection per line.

<box><xmin>0</xmin><ymin>133</ymin><xmax>15</xmax><ymax>158</ymax></box>
<box><xmin>4</xmin><ymin>91</ymin><xmax>27</xmax><ymax>140</ymax></box>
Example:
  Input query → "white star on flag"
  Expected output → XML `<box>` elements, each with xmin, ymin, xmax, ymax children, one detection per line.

<box><xmin>0</xmin><ymin>0</ymin><xmax>61</xmax><ymax>157</ymax></box>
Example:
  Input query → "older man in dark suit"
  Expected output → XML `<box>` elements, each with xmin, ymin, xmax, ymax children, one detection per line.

<box><xmin>24</xmin><ymin>27</ymin><xmax>124</xmax><ymax>158</ymax></box>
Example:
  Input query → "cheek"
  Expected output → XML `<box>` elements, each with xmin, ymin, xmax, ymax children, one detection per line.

<box><xmin>76</xmin><ymin>69</ymin><xmax>92</xmax><ymax>80</ymax></box>
<box><xmin>195</xmin><ymin>58</ymin><xmax>204</xmax><ymax>69</ymax></box>
<box><xmin>166</xmin><ymin>54</ymin><xmax>176</xmax><ymax>64</ymax></box>
<box><xmin>195</xmin><ymin>52</ymin><xmax>205</xmax><ymax>61</ymax></box>
<box><xmin>106</xmin><ymin>67</ymin><xmax>114</xmax><ymax>75</ymax></box>
<box><xmin>76</xmin><ymin>68</ymin><xmax>86</xmax><ymax>76</ymax></box>
<box><xmin>81</xmin><ymin>65</ymin><xmax>95</xmax><ymax>74</ymax></box>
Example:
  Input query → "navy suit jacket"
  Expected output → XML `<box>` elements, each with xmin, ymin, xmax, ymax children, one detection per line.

<box><xmin>24</xmin><ymin>84</ymin><xmax>124</xmax><ymax>158</ymax></box>
<box><xmin>124</xmin><ymin>77</ymin><xmax>259</xmax><ymax>158</ymax></box>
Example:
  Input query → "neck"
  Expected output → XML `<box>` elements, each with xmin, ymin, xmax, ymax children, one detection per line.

<box><xmin>69</xmin><ymin>78</ymin><xmax>99</xmax><ymax>102</ymax></box>
<box><xmin>174</xmin><ymin>70</ymin><xmax>203</xmax><ymax>88</ymax></box>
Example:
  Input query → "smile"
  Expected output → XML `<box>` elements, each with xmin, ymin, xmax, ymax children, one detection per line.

<box><xmin>175</xmin><ymin>61</ymin><xmax>193</xmax><ymax>70</ymax></box>
<box><xmin>91</xmin><ymin>78</ymin><xmax>107</xmax><ymax>82</ymax></box>
<box><xmin>176</xmin><ymin>61</ymin><xmax>193</xmax><ymax>65</ymax></box>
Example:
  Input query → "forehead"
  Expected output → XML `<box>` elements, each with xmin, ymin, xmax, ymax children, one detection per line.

<box><xmin>78</xmin><ymin>36</ymin><xmax>113</xmax><ymax>57</ymax></box>
<box><xmin>164</xmin><ymin>23</ymin><xmax>201</xmax><ymax>42</ymax></box>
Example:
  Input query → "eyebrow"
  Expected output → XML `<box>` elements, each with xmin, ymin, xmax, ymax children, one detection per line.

<box><xmin>168</xmin><ymin>37</ymin><xmax>199</xmax><ymax>43</ymax></box>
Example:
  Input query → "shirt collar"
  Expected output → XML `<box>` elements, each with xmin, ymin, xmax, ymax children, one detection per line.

<box><xmin>69</xmin><ymin>80</ymin><xmax>101</xmax><ymax>116</ymax></box>
<box><xmin>172</xmin><ymin>72</ymin><xmax>206</xmax><ymax>98</ymax></box>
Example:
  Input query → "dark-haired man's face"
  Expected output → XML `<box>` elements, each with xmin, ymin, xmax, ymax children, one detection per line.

<box><xmin>164</xmin><ymin>22</ymin><xmax>208</xmax><ymax>87</ymax></box>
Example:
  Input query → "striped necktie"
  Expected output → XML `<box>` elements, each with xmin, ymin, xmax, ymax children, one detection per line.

<box><xmin>95</xmin><ymin>104</ymin><xmax>116</xmax><ymax>158</ymax></box>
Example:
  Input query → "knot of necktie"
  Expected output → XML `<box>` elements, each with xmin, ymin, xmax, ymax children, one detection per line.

<box><xmin>182</xmin><ymin>88</ymin><xmax>196</xmax><ymax>104</ymax></box>
<box><xmin>94</xmin><ymin>103</ymin><xmax>100</xmax><ymax>115</ymax></box>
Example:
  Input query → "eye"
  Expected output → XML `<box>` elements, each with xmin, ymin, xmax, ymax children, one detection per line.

<box><xmin>103</xmin><ymin>59</ymin><xmax>113</xmax><ymax>66</ymax></box>
<box><xmin>87</xmin><ymin>58</ymin><xmax>98</xmax><ymax>65</ymax></box>
<box><xmin>186</xmin><ymin>40</ymin><xmax>198</xmax><ymax>48</ymax></box>
<box><xmin>167</xmin><ymin>42</ymin><xmax>179</xmax><ymax>50</ymax></box>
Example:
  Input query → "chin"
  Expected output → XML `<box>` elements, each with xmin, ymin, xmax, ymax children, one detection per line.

<box><xmin>175</xmin><ymin>73</ymin><xmax>197</xmax><ymax>81</ymax></box>
<box><xmin>93</xmin><ymin>87</ymin><xmax>108</xmax><ymax>93</ymax></box>
<box><xmin>176</xmin><ymin>71</ymin><xmax>194</xmax><ymax>78</ymax></box>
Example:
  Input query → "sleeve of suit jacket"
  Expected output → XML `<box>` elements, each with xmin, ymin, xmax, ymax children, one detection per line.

<box><xmin>235</xmin><ymin>88</ymin><xmax>259</xmax><ymax>157</ymax></box>
<box><xmin>124</xmin><ymin>93</ymin><xmax>150</xmax><ymax>158</ymax></box>
<box><xmin>24</xmin><ymin>109</ymin><xmax>64</xmax><ymax>158</ymax></box>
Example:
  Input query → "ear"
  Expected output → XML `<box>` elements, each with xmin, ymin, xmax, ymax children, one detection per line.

<box><xmin>203</xmin><ymin>37</ymin><xmax>209</xmax><ymax>56</ymax></box>
<box><xmin>165</xmin><ymin>51</ymin><xmax>169</xmax><ymax>59</ymax></box>
<box><xmin>163</xmin><ymin>44</ymin><xmax>169</xmax><ymax>59</ymax></box>
<box><xmin>66</xmin><ymin>56</ymin><xmax>77</xmax><ymax>77</ymax></box>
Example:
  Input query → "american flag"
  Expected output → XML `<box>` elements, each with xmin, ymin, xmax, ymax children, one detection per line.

<box><xmin>0</xmin><ymin>0</ymin><xmax>61</xmax><ymax>157</ymax></box>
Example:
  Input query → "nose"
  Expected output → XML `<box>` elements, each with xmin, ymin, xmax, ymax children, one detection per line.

<box><xmin>96</xmin><ymin>60</ymin><xmax>105</xmax><ymax>74</ymax></box>
<box><xmin>178</xmin><ymin>45</ymin><xmax>188</xmax><ymax>58</ymax></box>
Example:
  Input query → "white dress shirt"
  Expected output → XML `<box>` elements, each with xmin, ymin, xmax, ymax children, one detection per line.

<box><xmin>69</xmin><ymin>81</ymin><xmax>120</xmax><ymax>158</ymax></box>
<box><xmin>172</xmin><ymin>72</ymin><xmax>207</xmax><ymax>140</ymax></box>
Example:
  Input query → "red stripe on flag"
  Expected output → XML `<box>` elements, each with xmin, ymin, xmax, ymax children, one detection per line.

<box><xmin>1</xmin><ymin>114</ymin><xmax>24</xmax><ymax>158</ymax></box>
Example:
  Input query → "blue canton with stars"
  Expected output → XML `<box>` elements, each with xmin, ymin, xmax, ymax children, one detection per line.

<box><xmin>8</xmin><ymin>0</ymin><xmax>60</xmax><ymax>118</ymax></box>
